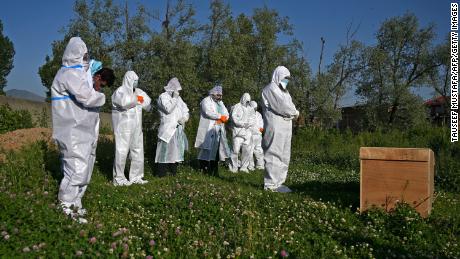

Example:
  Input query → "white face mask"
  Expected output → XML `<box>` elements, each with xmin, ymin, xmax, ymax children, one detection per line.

<box><xmin>133</xmin><ymin>80</ymin><xmax>139</xmax><ymax>88</ymax></box>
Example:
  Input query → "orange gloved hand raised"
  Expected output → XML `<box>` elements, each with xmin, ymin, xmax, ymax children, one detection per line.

<box><xmin>259</xmin><ymin>128</ymin><xmax>264</xmax><ymax>133</ymax></box>
<box><xmin>137</xmin><ymin>95</ymin><xmax>144</xmax><ymax>104</ymax></box>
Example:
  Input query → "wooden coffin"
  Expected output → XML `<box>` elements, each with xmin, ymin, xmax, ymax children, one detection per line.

<box><xmin>360</xmin><ymin>147</ymin><xmax>435</xmax><ymax>217</ymax></box>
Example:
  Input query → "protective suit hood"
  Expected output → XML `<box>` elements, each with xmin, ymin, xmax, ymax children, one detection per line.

<box><xmin>271</xmin><ymin>66</ymin><xmax>291</xmax><ymax>86</ymax></box>
<box><xmin>122</xmin><ymin>71</ymin><xmax>139</xmax><ymax>90</ymax></box>
<box><xmin>240</xmin><ymin>93</ymin><xmax>251</xmax><ymax>106</ymax></box>
<box><xmin>164</xmin><ymin>77</ymin><xmax>182</xmax><ymax>92</ymax></box>
<box><xmin>250</xmin><ymin>100</ymin><xmax>258</xmax><ymax>110</ymax></box>
<box><xmin>62</xmin><ymin>37</ymin><xmax>88</xmax><ymax>67</ymax></box>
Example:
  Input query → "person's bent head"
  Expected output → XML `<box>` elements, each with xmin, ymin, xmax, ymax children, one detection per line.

<box><xmin>271</xmin><ymin>66</ymin><xmax>291</xmax><ymax>91</ymax></box>
<box><xmin>240</xmin><ymin>93</ymin><xmax>251</xmax><ymax>107</ymax></box>
<box><xmin>93</xmin><ymin>68</ymin><xmax>115</xmax><ymax>91</ymax></box>
<box><xmin>164</xmin><ymin>77</ymin><xmax>182</xmax><ymax>97</ymax></box>
<box><xmin>209</xmin><ymin>85</ymin><xmax>223</xmax><ymax>102</ymax></box>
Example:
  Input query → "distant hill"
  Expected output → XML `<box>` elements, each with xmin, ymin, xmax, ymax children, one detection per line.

<box><xmin>5</xmin><ymin>89</ymin><xmax>46</xmax><ymax>103</ymax></box>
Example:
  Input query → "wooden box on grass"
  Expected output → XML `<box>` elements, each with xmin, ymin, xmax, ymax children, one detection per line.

<box><xmin>359</xmin><ymin>147</ymin><xmax>435</xmax><ymax>217</ymax></box>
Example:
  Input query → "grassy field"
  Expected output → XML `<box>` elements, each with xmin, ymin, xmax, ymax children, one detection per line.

<box><xmin>0</xmin><ymin>127</ymin><xmax>459</xmax><ymax>258</ymax></box>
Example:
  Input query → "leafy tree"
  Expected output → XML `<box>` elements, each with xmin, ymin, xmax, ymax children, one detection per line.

<box><xmin>0</xmin><ymin>20</ymin><xmax>15</xmax><ymax>95</ymax></box>
<box><xmin>282</xmin><ymin>40</ymin><xmax>312</xmax><ymax>126</ymax></box>
<box><xmin>357</xmin><ymin>13</ymin><xmax>438</xmax><ymax>129</ymax></box>
<box><xmin>309</xmin><ymin>24</ymin><xmax>365</xmax><ymax>128</ymax></box>
<box><xmin>252</xmin><ymin>7</ymin><xmax>293</xmax><ymax>86</ymax></box>
<box><xmin>141</xmin><ymin>0</ymin><xmax>202</xmax><ymax>108</ymax></box>
<box><xmin>39</xmin><ymin>0</ymin><xmax>309</xmax><ymax>111</ymax></box>
<box><xmin>38</xmin><ymin>0</ymin><xmax>122</xmax><ymax>100</ymax></box>
<box><xmin>428</xmin><ymin>35</ymin><xmax>451</xmax><ymax>112</ymax></box>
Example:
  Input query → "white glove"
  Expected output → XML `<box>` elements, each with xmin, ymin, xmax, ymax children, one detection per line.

<box><xmin>172</xmin><ymin>90</ymin><xmax>180</xmax><ymax>98</ymax></box>
<box><xmin>294</xmin><ymin>110</ymin><xmax>300</xmax><ymax>119</ymax></box>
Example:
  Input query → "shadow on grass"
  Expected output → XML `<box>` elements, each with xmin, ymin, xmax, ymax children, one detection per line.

<box><xmin>290</xmin><ymin>181</ymin><xmax>360</xmax><ymax>208</ymax></box>
<box><xmin>41</xmin><ymin>141</ymin><xmax>62</xmax><ymax>183</ymax></box>
<box><xmin>95</xmin><ymin>137</ymin><xmax>115</xmax><ymax>181</ymax></box>
<box><xmin>41</xmin><ymin>138</ymin><xmax>116</xmax><ymax>183</ymax></box>
<box><xmin>216</xmin><ymin>167</ymin><xmax>265</xmax><ymax>190</ymax></box>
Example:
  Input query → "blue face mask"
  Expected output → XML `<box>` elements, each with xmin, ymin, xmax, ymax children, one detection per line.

<box><xmin>280</xmin><ymin>78</ymin><xmax>289</xmax><ymax>89</ymax></box>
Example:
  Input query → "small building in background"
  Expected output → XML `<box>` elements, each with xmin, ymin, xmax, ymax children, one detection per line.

<box><xmin>338</xmin><ymin>104</ymin><xmax>366</xmax><ymax>132</ymax></box>
<box><xmin>424</xmin><ymin>95</ymin><xmax>450</xmax><ymax>126</ymax></box>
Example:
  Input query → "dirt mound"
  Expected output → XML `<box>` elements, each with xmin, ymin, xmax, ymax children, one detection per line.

<box><xmin>0</xmin><ymin>128</ymin><xmax>53</xmax><ymax>152</ymax></box>
<box><xmin>0</xmin><ymin>128</ymin><xmax>114</xmax><ymax>153</ymax></box>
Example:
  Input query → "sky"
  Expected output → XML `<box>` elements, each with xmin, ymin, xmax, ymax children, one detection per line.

<box><xmin>0</xmin><ymin>0</ymin><xmax>453</xmax><ymax>106</ymax></box>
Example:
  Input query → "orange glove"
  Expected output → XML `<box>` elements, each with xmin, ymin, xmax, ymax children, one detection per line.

<box><xmin>216</xmin><ymin>120</ymin><xmax>223</xmax><ymax>125</ymax></box>
<box><xmin>137</xmin><ymin>95</ymin><xmax>144</xmax><ymax>104</ymax></box>
<box><xmin>220</xmin><ymin>115</ymin><xmax>228</xmax><ymax>123</ymax></box>
<box><xmin>259</xmin><ymin>128</ymin><xmax>264</xmax><ymax>133</ymax></box>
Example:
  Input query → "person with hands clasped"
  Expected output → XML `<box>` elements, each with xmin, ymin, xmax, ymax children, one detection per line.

<box><xmin>248</xmin><ymin>101</ymin><xmax>265</xmax><ymax>171</ymax></box>
<box><xmin>155</xmin><ymin>77</ymin><xmax>190</xmax><ymax>177</ymax></box>
<box><xmin>194</xmin><ymin>85</ymin><xmax>231</xmax><ymax>176</ymax></box>
<box><xmin>261</xmin><ymin>66</ymin><xmax>299</xmax><ymax>193</ymax></box>
<box><xmin>229</xmin><ymin>93</ymin><xmax>254</xmax><ymax>173</ymax></box>
<box><xmin>111</xmin><ymin>71</ymin><xmax>151</xmax><ymax>186</ymax></box>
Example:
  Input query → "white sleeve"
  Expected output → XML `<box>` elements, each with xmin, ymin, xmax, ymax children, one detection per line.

<box><xmin>157</xmin><ymin>93</ymin><xmax>178</xmax><ymax>114</ymax></box>
<box><xmin>201</xmin><ymin>98</ymin><xmax>221</xmax><ymax>120</ymax></box>
<box><xmin>65</xmin><ymin>71</ymin><xmax>105</xmax><ymax>108</ymax></box>
<box><xmin>262</xmin><ymin>84</ymin><xmax>297</xmax><ymax>117</ymax></box>
<box><xmin>112</xmin><ymin>87</ymin><xmax>137</xmax><ymax>110</ymax></box>
<box><xmin>220</xmin><ymin>101</ymin><xmax>229</xmax><ymax>116</ymax></box>
<box><xmin>257</xmin><ymin>113</ymin><xmax>264</xmax><ymax>129</ymax></box>
<box><xmin>180</xmin><ymin>98</ymin><xmax>190</xmax><ymax>122</ymax></box>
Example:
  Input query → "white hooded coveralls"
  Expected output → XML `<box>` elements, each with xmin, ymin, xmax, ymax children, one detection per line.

<box><xmin>51</xmin><ymin>37</ymin><xmax>105</xmax><ymax>209</ymax></box>
<box><xmin>112</xmin><ymin>71</ymin><xmax>151</xmax><ymax>184</ymax></box>
<box><xmin>155</xmin><ymin>78</ymin><xmax>190</xmax><ymax>163</ymax></box>
<box><xmin>230</xmin><ymin>93</ymin><xmax>253</xmax><ymax>171</ymax></box>
<box><xmin>249</xmin><ymin>105</ymin><xmax>264</xmax><ymax>170</ymax></box>
<box><xmin>261</xmin><ymin>66</ymin><xmax>298</xmax><ymax>190</ymax></box>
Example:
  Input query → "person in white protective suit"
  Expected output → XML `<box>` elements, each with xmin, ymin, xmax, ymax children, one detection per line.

<box><xmin>229</xmin><ymin>93</ymin><xmax>253</xmax><ymax>173</ymax></box>
<box><xmin>51</xmin><ymin>37</ymin><xmax>108</xmax><ymax>224</ymax></box>
<box><xmin>261</xmin><ymin>66</ymin><xmax>299</xmax><ymax>193</ymax></box>
<box><xmin>248</xmin><ymin>101</ymin><xmax>265</xmax><ymax>171</ymax></box>
<box><xmin>83</xmin><ymin>63</ymin><xmax>116</xmax><ymax>186</ymax></box>
<box><xmin>112</xmin><ymin>71</ymin><xmax>151</xmax><ymax>186</ymax></box>
<box><xmin>194</xmin><ymin>85</ymin><xmax>231</xmax><ymax>176</ymax></box>
<box><xmin>155</xmin><ymin>77</ymin><xmax>190</xmax><ymax>177</ymax></box>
